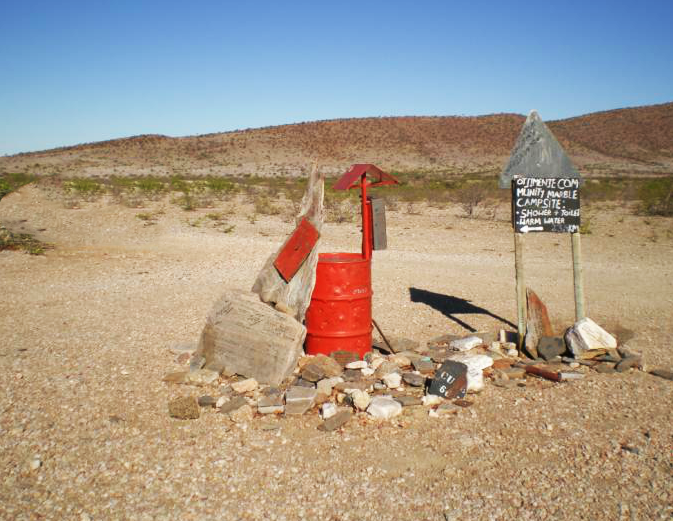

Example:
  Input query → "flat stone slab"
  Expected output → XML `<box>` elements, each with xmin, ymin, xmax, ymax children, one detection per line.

<box><xmin>285</xmin><ymin>386</ymin><xmax>317</xmax><ymax>415</ymax></box>
<box><xmin>318</xmin><ymin>409</ymin><xmax>353</xmax><ymax>431</ymax></box>
<box><xmin>168</xmin><ymin>396</ymin><xmax>200</xmax><ymax>420</ymax></box>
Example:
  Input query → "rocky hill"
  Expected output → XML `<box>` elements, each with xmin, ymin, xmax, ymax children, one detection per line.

<box><xmin>2</xmin><ymin>103</ymin><xmax>672</xmax><ymax>178</ymax></box>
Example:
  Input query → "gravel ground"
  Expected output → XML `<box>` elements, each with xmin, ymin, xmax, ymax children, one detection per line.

<box><xmin>1</xmin><ymin>185</ymin><xmax>671</xmax><ymax>520</ymax></box>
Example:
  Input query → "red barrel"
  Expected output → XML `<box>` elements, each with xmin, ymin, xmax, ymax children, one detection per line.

<box><xmin>305</xmin><ymin>252</ymin><xmax>372</xmax><ymax>359</ymax></box>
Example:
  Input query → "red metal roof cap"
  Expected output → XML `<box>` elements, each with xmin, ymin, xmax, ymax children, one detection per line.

<box><xmin>333</xmin><ymin>164</ymin><xmax>399</xmax><ymax>190</ymax></box>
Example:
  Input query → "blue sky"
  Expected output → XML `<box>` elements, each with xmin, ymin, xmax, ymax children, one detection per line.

<box><xmin>1</xmin><ymin>0</ymin><xmax>672</xmax><ymax>155</ymax></box>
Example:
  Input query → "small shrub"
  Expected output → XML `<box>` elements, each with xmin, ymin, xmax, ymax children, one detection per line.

<box><xmin>638</xmin><ymin>177</ymin><xmax>673</xmax><ymax>216</ymax></box>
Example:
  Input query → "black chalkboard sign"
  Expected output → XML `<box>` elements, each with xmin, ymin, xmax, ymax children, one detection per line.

<box><xmin>427</xmin><ymin>360</ymin><xmax>467</xmax><ymax>399</ymax></box>
<box><xmin>512</xmin><ymin>177</ymin><xmax>580</xmax><ymax>233</ymax></box>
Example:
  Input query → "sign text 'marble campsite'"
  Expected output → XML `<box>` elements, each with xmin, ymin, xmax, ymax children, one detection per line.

<box><xmin>512</xmin><ymin>177</ymin><xmax>580</xmax><ymax>233</ymax></box>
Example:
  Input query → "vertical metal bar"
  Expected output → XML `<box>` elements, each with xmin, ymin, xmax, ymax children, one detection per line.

<box><xmin>571</xmin><ymin>232</ymin><xmax>586</xmax><ymax>321</ymax></box>
<box><xmin>361</xmin><ymin>174</ymin><xmax>371</xmax><ymax>260</ymax></box>
<box><xmin>514</xmin><ymin>232</ymin><xmax>526</xmax><ymax>351</ymax></box>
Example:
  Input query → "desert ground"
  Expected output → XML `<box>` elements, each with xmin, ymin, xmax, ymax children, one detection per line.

<box><xmin>0</xmin><ymin>183</ymin><xmax>671</xmax><ymax>520</ymax></box>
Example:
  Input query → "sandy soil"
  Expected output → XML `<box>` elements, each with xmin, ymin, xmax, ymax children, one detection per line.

<box><xmin>1</xmin><ymin>185</ymin><xmax>671</xmax><ymax>520</ymax></box>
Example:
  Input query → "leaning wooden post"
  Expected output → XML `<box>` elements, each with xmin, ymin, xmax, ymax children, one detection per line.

<box><xmin>514</xmin><ymin>232</ymin><xmax>527</xmax><ymax>351</ymax></box>
<box><xmin>571</xmin><ymin>231</ymin><xmax>586</xmax><ymax>320</ymax></box>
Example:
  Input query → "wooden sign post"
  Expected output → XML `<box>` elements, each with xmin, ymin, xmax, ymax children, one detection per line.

<box><xmin>500</xmin><ymin>111</ymin><xmax>585</xmax><ymax>352</ymax></box>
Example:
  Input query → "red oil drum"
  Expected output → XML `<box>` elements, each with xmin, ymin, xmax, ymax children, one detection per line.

<box><xmin>305</xmin><ymin>252</ymin><xmax>372</xmax><ymax>359</ymax></box>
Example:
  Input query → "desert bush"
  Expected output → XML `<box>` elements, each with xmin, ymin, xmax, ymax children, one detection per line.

<box><xmin>453</xmin><ymin>181</ymin><xmax>494</xmax><ymax>218</ymax></box>
<box><xmin>638</xmin><ymin>177</ymin><xmax>673</xmax><ymax>216</ymax></box>
<box><xmin>0</xmin><ymin>173</ymin><xmax>36</xmax><ymax>201</ymax></box>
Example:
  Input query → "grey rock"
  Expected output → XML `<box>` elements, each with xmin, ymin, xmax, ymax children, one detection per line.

<box><xmin>615</xmin><ymin>357</ymin><xmax>641</xmax><ymax>373</ymax></box>
<box><xmin>198</xmin><ymin>395</ymin><xmax>218</xmax><ymax>407</ymax></box>
<box><xmin>301</xmin><ymin>363</ymin><xmax>326</xmax><ymax>383</ymax></box>
<box><xmin>310</xmin><ymin>355</ymin><xmax>344</xmax><ymax>377</ymax></box>
<box><xmin>343</xmin><ymin>369</ymin><xmax>363</xmax><ymax>381</ymax></box>
<box><xmin>333</xmin><ymin>380</ymin><xmax>370</xmax><ymax>392</ymax></box>
<box><xmin>285</xmin><ymin>386</ymin><xmax>317</xmax><ymax>415</ymax></box>
<box><xmin>649</xmin><ymin>369</ymin><xmax>673</xmax><ymax>381</ymax></box>
<box><xmin>318</xmin><ymin>409</ymin><xmax>353</xmax><ymax>431</ymax></box>
<box><xmin>595</xmin><ymin>362</ymin><xmax>616</xmax><ymax>374</ymax></box>
<box><xmin>292</xmin><ymin>377</ymin><xmax>316</xmax><ymax>388</ymax></box>
<box><xmin>374</xmin><ymin>361</ymin><xmax>401</xmax><ymax>379</ymax></box>
<box><xmin>316</xmin><ymin>377</ymin><xmax>343</xmax><ymax>396</ymax></box>
<box><xmin>402</xmin><ymin>372</ymin><xmax>427</xmax><ymax>387</ymax></box>
<box><xmin>537</xmin><ymin>337</ymin><xmax>567</xmax><ymax>361</ymax></box>
<box><xmin>218</xmin><ymin>396</ymin><xmax>248</xmax><ymax>414</ymax></box>
<box><xmin>189</xmin><ymin>354</ymin><xmax>206</xmax><ymax>372</ymax></box>
<box><xmin>436</xmin><ymin>402</ymin><xmax>460</xmax><ymax>415</ymax></box>
<box><xmin>412</xmin><ymin>358</ymin><xmax>435</xmax><ymax>375</ymax></box>
<box><xmin>427</xmin><ymin>334</ymin><xmax>461</xmax><ymax>350</ymax></box>
<box><xmin>257</xmin><ymin>394</ymin><xmax>284</xmax><ymax>414</ymax></box>
<box><xmin>394</xmin><ymin>395</ymin><xmax>423</xmax><ymax>407</ymax></box>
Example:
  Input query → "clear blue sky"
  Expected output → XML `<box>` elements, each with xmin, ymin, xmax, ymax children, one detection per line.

<box><xmin>1</xmin><ymin>0</ymin><xmax>672</xmax><ymax>155</ymax></box>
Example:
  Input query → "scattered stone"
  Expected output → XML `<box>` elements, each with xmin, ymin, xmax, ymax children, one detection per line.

<box><xmin>333</xmin><ymin>380</ymin><xmax>370</xmax><ymax>392</ymax></box>
<box><xmin>162</xmin><ymin>371</ymin><xmax>188</xmax><ymax>384</ymax></box>
<box><xmin>262</xmin><ymin>386</ymin><xmax>282</xmax><ymax>397</ymax></box>
<box><xmin>231</xmin><ymin>378</ymin><xmax>258</xmax><ymax>394</ymax></box>
<box><xmin>422</xmin><ymin>394</ymin><xmax>443</xmax><ymax>406</ymax></box>
<box><xmin>310</xmin><ymin>354</ymin><xmax>344</xmax><ymax>377</ymax></box>
<box><xmin>488</xmin><ymin>341</ymin><xmax>503</xmax><ymax>354</ymax></box>
<box><xmin>257</xmin><ymin>395</ymin><xmax>284</xmax><ymax>414</ymax></box>
<box><xmin>343</xmin><ymin>369</ymin><xmax>363</xmax><ymax>381</ymax></box>
<box><xmin>321</xmin><ymin>402</ymin><xmax>338</xmax><ymax>419</ymax></box>
<box><xmin>218</xmin><ymin>396</ymin><xmax>247</xmax><ymax>414</ymax></box>
<box><xmin>449</xmin><ymin>336</ymin><xmax>482</xmax><ymax>352</ymax></box>
<box><xmin>292</xmin><ymin>377</ymin><xmax>316</xmax><ymax>388</ymax></box>
<box><xmin>524</xmin><ymin>288</ymin><xmax>554</xmax><ymax>359</ymax></box>
<box><xmin>596</xmin><ymin>349</ymin><xmax>621</xmax><ymax>363</ymax></box>
<box><xmin>285</xmin><ymin>386</ymin><xmax>317</xmax><ymax>415</ymax></box>
<box><xmin>447</xmin><ymin>353</ymin><xmax>494</xmax><ymax>393</ymax></box>
<box><xmin>345</xmin><ymin>360</ymin><xmax>368</xmax><ymax>370</ymax></box>
<box><xmin>454</xmin><ymin>399</ymin><xmax>473</xmax><ymax>408</ymax></box>
<box><xmin>189</xmin><ymin>354</ymin><xmax>206</xmax><ymax>372</ymax></box>
<box><xmin>168</xmin><ymin>396</ymin><xmax>200</xmax><ymax>420</ymax></box>
<box><xmin>318</xmin><ymin>409</ymin><xmax>353</xmax><ymax>431</ymax></box>
<box><xmin>565</xmin><ymin>317</ymin><xmax>617</xmax><ymax>358</ymax></box>
<box><xmin>394</xmin><ymin>395</ymin><xmax>423</xmax><ymax>407</ymax></box>
<box><xmin>537</xmin><ymin>337</ymin><xmax>567</xmax><ymax>361</ymax></box>
<box><xmin>649</xmin><ymin>369</ymin><xmax>673</xmax><ymax>381</ymax></box>
<box><xmin>367</xmin><ymin>396</ymin><xmax>403</xmax><ymax>419</ymax></box>
<box><xmin>383</xmin><ymin>372</ymin><xmax>402</xmax><ymax>389</ymax></box>
<box><xmin>506</xmin><ymin>348</ymin><xmax>519</xmax><ymax>358</ymax></box>
<box><xmin>185</xmin><ymin>369</ymin><xmax>219</xmax><ymax>386</ymax></box>
<box><xmin>492</xmin><ymin>358</ymin><xmax>514</xmax><ymax>370</ymax></box>
<box><xmin>435</xmin><ymin>402</ymin><xmax>460</xmax><ymax>415</ymax></box>
<box><xmin>615</xmin><ymin>357</ymin><xmax>641</xmax><ymax>373</ymax></box>
<box><xmin>412</xmin><ymin>358</ymin><xmax>435</xmax><ymax>374</ymax></box>
<box><xmin>29</xmin><ymin>458</ymin><xmax>42</xmax><ymax>471</ymax></box>
<box><xmin>374</xmin><ymin>361</ymin><xmax>400</xmax><ymax>378</ymax></box>
<box><xmin>301</xmin><ymin>363</ymin><xmax>326</xmax><ymax>382</ymax></box>
<box><xmin>316</xmin><ymin>376</ymin><xmax>343</xmax><ymax>395</ymax></box>
<box><xmin>229</xmin><ymin>404</ymin><xmax>254</xmax><ymax>423</ymax></box>
<box><xmin>402</xmin><ymin>372</ymin><xmax>426</xmax><ymax>387</ymax></box>
<box><xmin>351</xmin><ymin>389</ymin><xmax>371</xmax><ymax>411</ymax></box>
<box><xmin>330</xmin><ymin>350</ymin><xmax>360</xmax><ymax>367</ymax></box>
<box><xmin>389</xmin><ymin>354</ymin><xmax>412</xmax><ymax>367</ymax></box>
<box><xmin>373</xmin><ymin>382</ymin><xmax>387</xmax><ymax>391</ymax></box>
<box><xmin>198</xmin><ymin>395</ymin><xmax>218</xmax><ymax>407</ymax></box>
<box><xmin>559</xmin><ymin>372</ymin><xmax>584</xmax><ymax>380</ymax></box>
<box><xmin>502</xmin><ymin>367</ymin><xmax>526</xmax><ymax>379</ymax></box>
<box><xmin>595</xmin><ymin>362</ymin><xmax>616</xmax><ymax>374</ymax></box>
<box><xmin>427</xmin><ymin>360</ymin><xmax>468</xmax><ymax>399</ymax></box>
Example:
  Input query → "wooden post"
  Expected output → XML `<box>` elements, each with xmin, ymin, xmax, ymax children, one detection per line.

<box><xmin>514</xmin><ymin>232</ymin><xmax>526</xmax><ymax>351</ymax></box>
<box><xmin>571</xmin><ymin>232</ymin><xmax>586</xmax><ymax>321</ymax></box>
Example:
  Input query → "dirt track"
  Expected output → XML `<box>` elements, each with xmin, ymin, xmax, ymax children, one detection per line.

<box><xmin>1</xmin><ymin>185</ymin><xmax>671</xmax><ymax>520</ymax></box>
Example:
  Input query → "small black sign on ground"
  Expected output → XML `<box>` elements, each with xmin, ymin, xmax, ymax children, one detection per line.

<box><xmin>512</xmin><ymin>177</ymin><xmax>580</xmax><ymax>233</ymax></box>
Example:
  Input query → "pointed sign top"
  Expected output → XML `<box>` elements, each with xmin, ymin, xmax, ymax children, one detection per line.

<box><xmin>499</xmin><ymin>111</ymin><xmax>581</xmax><ymax>189</ymax></box>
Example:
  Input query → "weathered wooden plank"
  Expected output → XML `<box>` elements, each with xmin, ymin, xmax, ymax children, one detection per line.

<box><xmin>251</xmin><ymin>162</ymin><xmax>324</xmax><ymax>321</ymax></box>
<box><xmin>196</xmin><ymin>289</ymin><xmax>305</xmax><ymax>386</ymax></box>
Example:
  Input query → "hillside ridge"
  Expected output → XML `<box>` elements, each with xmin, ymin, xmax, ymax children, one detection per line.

<box><xmin>2</xmin><ymin>103</ymin><xmax>672</xmax><ymax>178</ymax></box>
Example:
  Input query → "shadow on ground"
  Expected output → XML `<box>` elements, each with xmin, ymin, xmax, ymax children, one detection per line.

<box><xmin>409</xmin><ymin>287</ymin><xmax>516</xmax><ymax>333</ymax></box>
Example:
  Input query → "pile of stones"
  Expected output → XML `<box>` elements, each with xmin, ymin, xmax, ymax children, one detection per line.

<box><xmin>165</xmin><ymin>314</ymin><xmax>670</xmax><ymax>429</ymax></box>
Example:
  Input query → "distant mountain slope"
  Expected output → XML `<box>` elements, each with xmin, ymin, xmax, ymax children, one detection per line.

<box><xmin>2</xmin><ymin>103</ymin><xmax>672</xmax><ymax>178</ymax></box>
